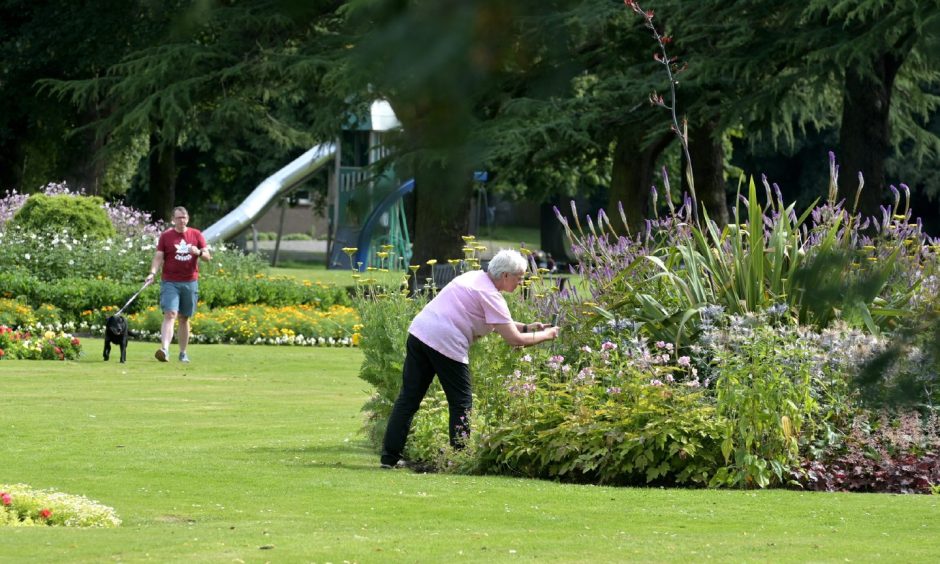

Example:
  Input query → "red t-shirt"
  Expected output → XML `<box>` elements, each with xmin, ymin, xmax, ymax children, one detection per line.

<box><xmin>157</xmin><ymin>227</ymin><xmax>207</xmax><ymax>282</ymax></box>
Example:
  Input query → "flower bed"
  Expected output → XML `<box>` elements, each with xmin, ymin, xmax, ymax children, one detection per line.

<box><xmin>0</xmin><ymin>484</ymin><xmax>121</xmax><ymax>527</ymax></box>
<box><xmin>126</xmin><ymin>303</ymin><xmax>360</xmax><ymax>346</ymax></box>
<box><xmin>0</xmin><ymin>325</ymin><xmax>82</xmax><ymax>360</ymax></box>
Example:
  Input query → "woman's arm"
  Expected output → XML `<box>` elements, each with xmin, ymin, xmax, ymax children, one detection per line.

<box><xmin>494</xmin><ymin>323</ymin><xmax>559</xmax><ymax>347</ymax></box>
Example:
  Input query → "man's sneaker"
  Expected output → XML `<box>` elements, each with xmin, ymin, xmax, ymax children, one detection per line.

<box><xmin>155</xmin><ymin>348</ymin><xmax>168</xmax><ymax>362</ymax></box>
<box><xmin>380</xmin><ymin>460</ymin><xmax>407</xmax><ymax>470</ymax></box>
<box><xmin>179</xmin><ymin>352</ymin><xmax>190</xmax><ymax>363</ymax></box>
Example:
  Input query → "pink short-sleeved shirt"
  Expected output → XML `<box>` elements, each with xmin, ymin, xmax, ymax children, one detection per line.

<box><xmin>409</xmin><ymin>270</ymin><xmax>514</xmax><ymax>363</ymax></box>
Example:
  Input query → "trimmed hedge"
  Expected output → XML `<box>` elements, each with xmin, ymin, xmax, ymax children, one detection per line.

<box><xmin>0</xmin><ymin>271</ymin><xmax>350</xmax><ymax>323</ymax></box>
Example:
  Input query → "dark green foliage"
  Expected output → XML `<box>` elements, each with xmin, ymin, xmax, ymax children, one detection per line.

<box><xmin>475</xmin><ymin>379</ymin><xmax>726</xmax><ymax>486</ymax></box>
<box><xmin>852</xmin><ymin>313</ymin><xmax>940</xmax><ymax>410</ymax></box>
<box><xmin>11</xmin><ymin>194</ymin><xmax>116</xmax><ymax>239</ymax></box>
<box><xmin>37</xmin><ymin>0</ymin><xmax>347</xmax><ymax>219</ymax></box>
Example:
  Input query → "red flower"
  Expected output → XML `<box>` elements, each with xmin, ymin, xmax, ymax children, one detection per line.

<box><xmin>39</xmin><ymin>508</ymin><xmax>52</xmax><ymax>520</ymax></box>
<box><xmin>0</xmin><ymin>348</ymin><xmax>5</xmax><ymax>358</ymax></box>
<box><xmin>1</xmin><ymin>492</ymin><xmax>11</xmax><ymax>505</ymax></box>
<box><xmin>71</xmin><ymin>338</ymin><xmax>81</xmax><ymax>346</ymax></box>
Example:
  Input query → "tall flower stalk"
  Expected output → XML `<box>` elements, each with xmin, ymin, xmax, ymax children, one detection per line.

<box><xmin>624</xmin><ymin>0</ymin><xmax>698</xmax><ymax>220</ymax></box>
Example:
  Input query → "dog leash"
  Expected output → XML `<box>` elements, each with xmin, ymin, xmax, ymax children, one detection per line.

<box><xmin>115</xmin><ymin>279</ymin><xmax>154</xmax><ymax>316</ymax></box>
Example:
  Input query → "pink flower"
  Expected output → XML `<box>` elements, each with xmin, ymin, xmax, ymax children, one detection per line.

<box><xmin>1</xmin><ymin>492</ymin><xmax>11</xmax><ymax>506</ymax></box>
<box><xmin>677</xmin><ymin>356</ymin><xmax>691</xmax><ymax>366</ymax></box>
<box><xmin>601</xmin><ymin>341</ymin><xmax>617</xmax><ymax>351</ymax></box>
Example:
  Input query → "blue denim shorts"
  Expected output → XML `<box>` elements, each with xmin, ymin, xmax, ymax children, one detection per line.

<box><xmin>160</xmin><ymin>281</ymin><xmax>199</xmax><ymax>317</ymax></box>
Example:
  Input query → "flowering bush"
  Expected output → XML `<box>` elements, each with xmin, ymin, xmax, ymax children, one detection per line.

<box><xmin>354</xmin><ymin>169</ymin><xmax>939</xmax><ymax>491</ymax></box>
<box><xmin>0</xmin><ymin>484</ymin><xmax>120</xmax><ymax>527</ymax></box>
<box><xmin>0</xmin><ymin>181</ymin><xmax>164</xmax><ymax>237</ymax></box>
<box><xmin>0</xmin><ymin>325</ymin><xmax>82</xmax><ymax>360</ymax></box>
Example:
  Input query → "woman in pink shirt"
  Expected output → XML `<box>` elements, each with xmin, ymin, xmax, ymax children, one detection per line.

<box><xmin>381</xmin><ymin>250</ymin><xmax>559</xmax><ymax>469</ymax></box>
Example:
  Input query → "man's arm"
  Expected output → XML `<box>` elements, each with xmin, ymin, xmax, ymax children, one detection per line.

<box><xmin>145</xmin><ymin>250</ymin><xmax>164</xmax><ymax>283</ymax></box>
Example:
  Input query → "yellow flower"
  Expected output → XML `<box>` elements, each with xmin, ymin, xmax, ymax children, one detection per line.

<box><xmin>461</xmin><ymin>235</ymin><xmax>476</xmax><ymax>242</ymax></box>
<box><xmin>342</xmin><ymin>247</ymin><xmax>358</xmax><ymax>255</ymax></box>
<box><xmin>426</xmin><ymin>259</ymin><xmax>437</xmax><ymax>266</ymax></box>
<box><xmin>376</xmin><ymin>251</ymin><xmax>389</xmax><ymax>259</ymax></box>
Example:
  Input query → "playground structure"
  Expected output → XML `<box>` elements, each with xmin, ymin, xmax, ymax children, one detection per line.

<box><xmin>203</xmin><ymin>101</ymin><xmax>413</xmax><ymax>271</ymax></box>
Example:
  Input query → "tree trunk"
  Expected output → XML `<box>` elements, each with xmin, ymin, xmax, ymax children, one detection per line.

<box><xmin>838</xmin><ymin>53</ymin><xmax>903</xmax><ymax>218</ymax></box>
<box><xmin>410</xmin><ymin>160</ymin><xmax>473</xmax><ymax>279</ymax></box>
<box><xmin>148</xmin><ymin>133</ymin><xmax>177</xmax><ymax>221</ymax></box>
<box><xmin>69</xmin><ymin>108</ymin><xmax>108</xmax><ymax>195</ymax></box>
<box><xmin>686</xmin><ymin>120</ymin><xmax>728</xmax><ymax>228</ymax></box>
<box><xmin>390</xmin><ymin>87</ymin><xmax>476</xmax><ymax>278</ymax></box>
<box><xmin>608</xmin><ymin>129</ymin><xmax>672</xmax><ymax>234</ymax></box>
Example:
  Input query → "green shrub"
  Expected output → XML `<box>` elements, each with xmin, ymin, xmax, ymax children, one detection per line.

<box><xmin>355</xmin><ymin>283</ymin><xmax>426</xmax><ymax>445</ymax></box>
<box><xmin>11</xmin><ymin>193</ymin><xmax>116</xmax><ymax>239</ymax></box>
<box><xmin>708</xmin><ymin>321</ymin><xmax>823</xmax><ymax>488</ymax></box>
<box><xmin>475</xmin><ymin>378</ymin><xmax>725</xmax><ymax>486</ymax></box>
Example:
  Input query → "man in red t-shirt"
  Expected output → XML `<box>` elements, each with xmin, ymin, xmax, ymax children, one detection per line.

<box><xmin>144</xmin><ymin>206</ymin><xmax>212</xmax><ymax>363</ymax></box>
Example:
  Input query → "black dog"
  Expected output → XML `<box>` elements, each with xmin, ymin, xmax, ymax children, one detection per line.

<box><xmin>103</xmin><ymin>315</ymin><xmax>129</xmax><ymax>363</ymax></box>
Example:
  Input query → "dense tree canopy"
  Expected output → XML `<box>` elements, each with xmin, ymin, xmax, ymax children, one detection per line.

<box><xmin>1</xmin><ymin>0</ymin><xmax>938</xmax><ymax>256</ymax></box>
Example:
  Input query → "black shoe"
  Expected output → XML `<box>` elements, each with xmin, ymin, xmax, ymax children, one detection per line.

<box><xmin>380</xmin><ymin>460</ymin><xmax>407</xmax><ymax>470</ymax></box>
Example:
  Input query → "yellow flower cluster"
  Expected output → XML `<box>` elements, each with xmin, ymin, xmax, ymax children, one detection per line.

<box><xmin>126</xmin><ymin>304</ymin><xmax>360</xmax><ymax>346</ymax></box>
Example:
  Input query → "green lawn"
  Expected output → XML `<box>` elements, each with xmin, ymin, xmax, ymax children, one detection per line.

<box><xmin>2</xmin><ymin>342</ymin><xmax>938</xmax><ymax>562</ymax></box>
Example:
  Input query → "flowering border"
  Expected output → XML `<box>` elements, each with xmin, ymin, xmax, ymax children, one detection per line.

<box><xmin>0</xmin><ymin>484</ymin><xmax>121</xmax><ymax>527</ymax></box>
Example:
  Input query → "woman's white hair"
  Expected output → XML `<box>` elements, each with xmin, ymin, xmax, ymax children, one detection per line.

<box><xmin>487</xmin><ymin>249</ymin><xmax>528</xmax><ymax>279</ymax></box>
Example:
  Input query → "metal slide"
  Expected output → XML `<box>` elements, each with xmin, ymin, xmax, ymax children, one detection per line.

<box><xmin>202</xmin><ymin>142</ymin><xmax>336</xmax><ymax>244</ymax></box>
<box><xmin>353</xmin><ymin>178</ymin><xmax>415</xmax><ymax>268</ymax></box>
